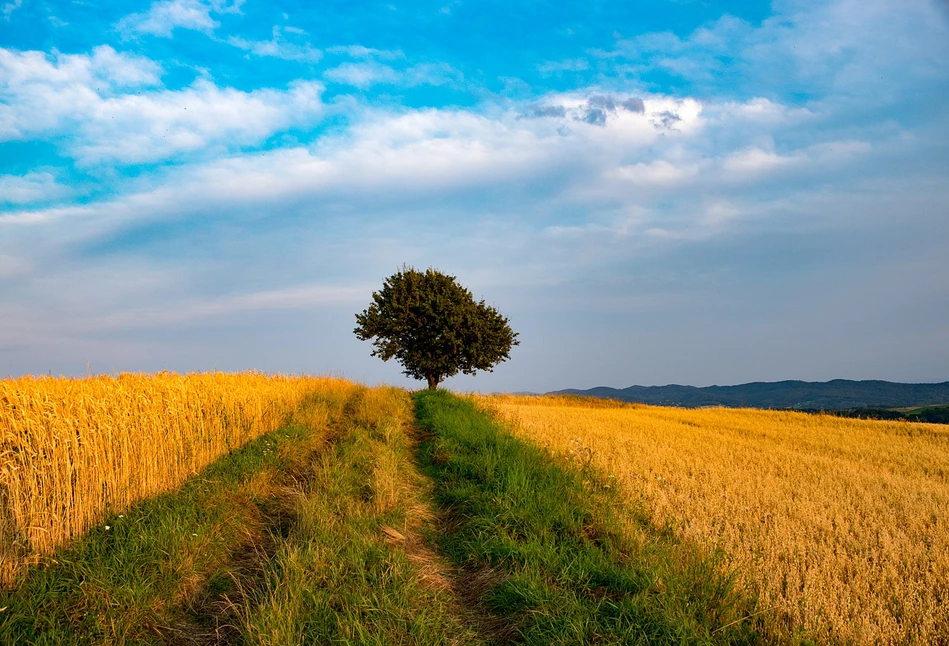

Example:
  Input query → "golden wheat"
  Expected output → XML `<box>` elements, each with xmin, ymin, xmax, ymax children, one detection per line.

<box><xmin>0</xmin><ymin>372</ymin><xmax>357</xmax><ymax>584</ymax></box>
<box><xmin>481</xmin><ymin>394</ymin><xmax>949</xmax><ymax>645</ymax></box>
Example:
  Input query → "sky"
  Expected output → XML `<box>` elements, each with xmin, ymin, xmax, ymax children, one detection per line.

<box><xmin>1</xmin><ymin>0</ymin><xmax>948</xmax><ymax>392</ymax></box>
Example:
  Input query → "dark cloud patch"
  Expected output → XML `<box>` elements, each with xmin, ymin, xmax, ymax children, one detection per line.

<box><xmin>581</xmin><ymin>108</ymin><xmax>606</xmax><ymax>126</ymax></box>
<box><xmin>588</xmin><ymin>94</ymin><xmax>618</xmax><ymax>111</ymax></box>
<box><xmin>522</xmin><ymin>95</ymin><xmax>645</xmax><ymax>126</ymax></box>
<box><xmin>622</xmin><ymin>97</ymin><xmax>645</xmax><ymax>113</ymax></box>
<box><xmin>652</xmin><ymin>110</ymin><xmax>681</xmax><ymax>129</ymax></box>
<box><xmin>522</xmin><ymin>104</ymin><xmax>567</xmax><ymax>119</ymax></box>
<box><xmin>579</xmin><ymin>95</ymin><xmax>646</xmax><ymax>125</ymax></box>
<box><xmin>589</xmin><ymin>94</ymin><xmax>645</xmax><ymax>114</ymax></box>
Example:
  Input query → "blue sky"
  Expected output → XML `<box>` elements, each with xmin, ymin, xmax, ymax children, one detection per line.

<box><xmin>1</xmin><ymin>0</ymin><xmax>948</xmax><ymax>391</ymax></box>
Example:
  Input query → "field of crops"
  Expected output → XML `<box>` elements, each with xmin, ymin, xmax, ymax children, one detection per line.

<box><xmin>0</xmin><ymin>372</ymin><xmax>356</xmax><ymax>585</ymax></box>
<box><xmin>5</xmin><ymin>373</ymin><xmax>947</xmax><ymax>643</ymax></box>
<box><xmin>482</xmin><ymin>394</ymin><xmax>949</xmax><ymax>645</ymax></box>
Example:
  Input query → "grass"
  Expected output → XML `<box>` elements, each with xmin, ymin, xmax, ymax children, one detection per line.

<box><xmin>0</xmin><ymin>386</ymin><xmax>483</xmax><ymax>645</ymax></box>
<box><xmin>0</xmin><ymin>410</ymin><xmax>322</xmax><ymax>644</ymax></box>
<box><xmin>9</xmin><ymin>383</ymin><xmax>867</xmax><ymax>644</ymax></box>
<box><xmin>414</xmin><ymin>390</ymin><xmax>764</xmax><ymax>645</ymax></box>
<box><xmin>484</xmin><ymin>393</ymin><xmax>949</xmax><ymax>645</ymax></box>
<box><xmin>892</xmin><ymin>405</ymin><xmax>949</xmax><ymax>413</ymax></box>
<box><xmin>239</xmin><ymin>386</ymin><xmax>483</xmax><ymax>645</ymax></box>
<box><xmin>0</xmin><ymin>372</ymin><xmax>354</xmax><ymax>584</ymax></box>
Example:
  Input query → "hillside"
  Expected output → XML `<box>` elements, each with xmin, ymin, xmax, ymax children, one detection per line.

<box><xmin>553</xmin><ymin>379</ymin><xmax>949</xmax><ymax>410</ymax></box>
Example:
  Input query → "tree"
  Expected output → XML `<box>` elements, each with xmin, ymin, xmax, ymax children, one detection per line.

<box><xmin>354</xmin><ymin>267</ymin><xmax>519</xmax><ymax>389</ymax></box>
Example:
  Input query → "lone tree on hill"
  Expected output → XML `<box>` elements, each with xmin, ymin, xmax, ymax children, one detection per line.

<box><xmin>354</xmin><ymin>266</ymin><xmax>518</xmax><ymax>390</ymax></box>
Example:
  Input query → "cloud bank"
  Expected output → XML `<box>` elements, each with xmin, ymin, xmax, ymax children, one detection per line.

<box><xmin>1</xmin><ymin>0</ymin><xmax>947</xmax><ymax>391</ymax></box>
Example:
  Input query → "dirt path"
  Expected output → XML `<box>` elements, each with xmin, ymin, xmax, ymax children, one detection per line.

<box><xmin>156</xmin><ymin>394</ymin><xmax>506</xmax><ymax>645</ymax></box>
<box><xmin>388</xmin><ymin>424</ymin><xmax>513</xmax><ymax>646</ymax></box>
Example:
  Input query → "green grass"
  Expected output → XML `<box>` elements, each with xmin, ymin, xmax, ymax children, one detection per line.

<box><xmin>2</xmin><ymin>387</ymin><xmax>789</xmax><ymax>644</ymax></box>
<box><xmin>239</xmin><ymin>386</ymin><xmax>484</xmax><ymax>645</ymax></box>
<box><xmin>414</xmin><ymin>390</ymin><xmax>765</xmax><ymax>645</ymax></box>
<box><xmin>0</xmin><ymin>387</ymin><xmax>482</xmax><ymax>645</ymax></box>
<box><xmin>0</xmin><ymin>419</ymin><xmax>317</xmax><ymax>644</ymax></box>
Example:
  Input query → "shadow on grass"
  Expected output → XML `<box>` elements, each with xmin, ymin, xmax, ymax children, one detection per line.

<box><xmin>0</xmin><ymin>389</ymin><xmax>355</xmax><ymax>646</ymax></box>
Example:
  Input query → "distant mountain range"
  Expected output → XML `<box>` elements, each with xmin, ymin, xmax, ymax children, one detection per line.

<box><xmin>551</xmin><ymin>380</ymin><xmax>949</xmax><ymax>410</ymax></box>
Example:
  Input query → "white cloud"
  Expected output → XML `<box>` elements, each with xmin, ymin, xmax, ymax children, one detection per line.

<box><xmin>0</xmin><ymin>45</ymin><xmax>162</xmax><ymax>139</ymax></box>
<box><xmin>720</xmin><ymin>146</ymin><xmax>800</xmax><ymax>176</ymax></box>
<box><xmin>323</xmin><ymin>61</ymin><xmax>400</xmax><ymax>88</ymax></box>
<box><xmin>1</xmin><ymin>91</ymin><xmax>700</xmax><ymax>237</ymax></box>
<box><xmin>0</xmin><ymin>46</ymin><xmax>323</xmax><ymax>163</ymax></box>
<box><xmin>326</xmin><ymin>45</ymin><xmax>404</xmax><ymax>60</ymax></box>
<box><xmin>323</xmin><ymin>61</ymin><xmax>461</xmax><ymax>88</ymax></box>
<box><xmin>717</xmin><ymin>138</ymin><xmax>874</xmax><ymax>182</ymax></box>
<box><xmin>0</xmin><ymin>172</ymin><xmax>71</xmax><ymax>204</ymax></box>
<box><xmin>89</xmin><ymin>47</ymin><xmax>163</xmax><ymax>87</ymax></box>
<box><xmin>47</xmin><ymin>107</ymin><xmax>559</xmax><ymax>212</ymax></box>
<box><xmin>0</xmin><ymin>45</ymin><xmax>161</xmax><ymax>92</ymax></box>
<box><xmin>0</xmin><ymin>90</ymin><xmax>875</xmax><ymax>244</ymax></box>
<box><xmin>603</xmin><ymin>0</ymin><xmax>949</xmax><ymax>101</ymax></box>
<box><xmin>2</xmin><ymin>0</ymin><xmax>22</xmax><ymax>19</ymax></box>
<box><xmin>227</xmin><ymin>25</ymin><xmax>322</xmax><ymax>62</ymax></box>
<box><xmin>607</xmin><ymin>160</ymin><xmax>700</xmax><ymax>186</ymax></box>
<box><xmin>117</xmin><ymin>0</ymin><xmax>218</xmax><ymax>36</ymax></box>
<box><xmin>79</xmin><ymin>282</ymin><xmax>369</xmax><ymax>331</ymax></box>
<box><xmin>537</xmin><ymin>58</ymin><xmax>590</xmax><ymax>76</ymax></box>
<box><xmin>116</xmin><ymin>0</ymin><xmax>244</xmax><ymax>37</ymax></box>
<box><xmin>403</xmin><ymin>62</ymin><xmax>463</xmax><ymax>87</ymax></box>
<box><xmin>711</xmin><ymin>97</ymin><xmax>814</xmax><ymax>125</ymax></box>
<box><xmin>699</xmin><ymin>200</ymin><xmax>741</xmax><ymax>227</ymax></box>
<box><xmin>79</xmin><ymin>79</ymin><xmax>323</xmax><ymax>163</ymax></box>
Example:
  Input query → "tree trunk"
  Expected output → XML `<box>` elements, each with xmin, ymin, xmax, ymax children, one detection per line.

<box><xmin>426</xmin><ymin>374</ymin><xmax>439</xmax><ymax>390</ymax></box>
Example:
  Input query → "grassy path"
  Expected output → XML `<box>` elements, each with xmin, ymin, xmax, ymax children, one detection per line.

<box><xmin>1</xmin><ymin>387</ymin><xmax>770</xmax><ymax>644</ymax></box>
<box><xmin>414</xmin><ymin>390</ymin><xmax>766</xmax><ymax>645</ymax></box>
<box><xmin>0</xmin><ymin>387</ymin><xmax>480</xmax><ymax>645</ymax></box>
<box><xmin>236</xmin><ymin>386</ymin><xmax>483</xmax><ymax>645</ymax></box>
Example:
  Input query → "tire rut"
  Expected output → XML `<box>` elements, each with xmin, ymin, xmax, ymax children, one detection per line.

<box><xmin>153</xmin><ymin>391</ymin><xmax>363</xmax><ymax>646</ymax></box>
<box><xmin>392</xmin><ymin>423</ymin><xmax>515</xmax><ymax>646</ymax></box>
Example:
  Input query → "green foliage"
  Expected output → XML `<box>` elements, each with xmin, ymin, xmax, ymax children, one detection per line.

<box><xmin>828</xmin><ymin>405</ymin><xmax>949</xmax><ymax>424</ymax></box>
<box><xmin>906</xmin><ymin>405</ymin><xmax>949</xmax><ymax>424</ymax></box>
<box><xmin>354</xmin><ymin>266</ymin><xmax>518</xmax><ymax>389</ymax></box>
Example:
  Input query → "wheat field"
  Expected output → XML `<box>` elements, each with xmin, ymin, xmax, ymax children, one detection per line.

<box><xmin>0</xmin><ymin>372</ymin><xmax>357</xmax><ymax>585</ymax></box>
<box><xmin>481</xmin><ymin>394</ymin><xmax>949</xmax><ymax>645</ymax></box>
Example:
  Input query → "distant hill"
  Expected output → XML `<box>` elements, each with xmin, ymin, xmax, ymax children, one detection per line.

<box><xmin>551</xmin><ymin>380</ymin><xmax>949</xmax><ymax>410</ymax></box>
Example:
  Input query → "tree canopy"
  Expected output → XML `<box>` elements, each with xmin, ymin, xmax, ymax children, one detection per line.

<box><xmin>354</xmin><ymin>267</ymin><xmax>518</xmax><ymax>389</ymax></box>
